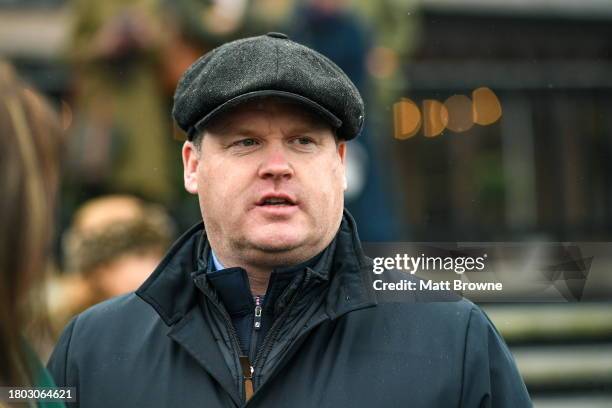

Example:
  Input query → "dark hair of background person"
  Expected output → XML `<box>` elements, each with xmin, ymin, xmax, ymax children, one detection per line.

<box><xmin>0</xmin><ymin>61</ymin><xmax>63</xmax><ymax>387</ymax></box>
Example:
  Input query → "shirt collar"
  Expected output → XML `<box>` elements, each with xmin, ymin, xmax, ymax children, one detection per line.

<box><xmin>210</xmin><ymin>249</ymin><xmax>225</xmax><ymax>271</ymax></box>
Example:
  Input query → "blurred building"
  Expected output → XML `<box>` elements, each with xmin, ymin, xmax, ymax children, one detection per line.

<box><xmin>394</xmin><ymin>0</ymin><xmax>612</xmax><ymax>242</ymax></box>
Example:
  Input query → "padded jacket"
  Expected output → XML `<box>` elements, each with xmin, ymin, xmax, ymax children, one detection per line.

<box><xmin>47</xmin><ymin>212</ymin><xmax>531</xmax><ymax>407</ymax></box>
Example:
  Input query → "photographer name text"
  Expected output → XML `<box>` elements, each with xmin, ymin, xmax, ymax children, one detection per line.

<box><xmin>372</xmin><ymin>279</ymin><xmax>503</xmax><ymax>292</ymax></box>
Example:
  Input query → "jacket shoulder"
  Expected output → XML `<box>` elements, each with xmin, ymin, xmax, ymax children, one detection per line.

<box><xmin>56</xmin><ymin>292</ymin><xmax>165</xmax><ymax>361</ymax></box>
<box><xmin>47</xmin><ymin>292</ymin><xmax>164</xmax><ymax>389</ymax></box>
<box><xmin>77</xmin><ymin>292</ymin><xmax>153</xmax><ymax>324</ymax></box>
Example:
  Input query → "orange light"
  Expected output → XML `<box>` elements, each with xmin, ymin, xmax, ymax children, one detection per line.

<box><xmin>422</xmin><ymin>99</ymin><xmax>448</xmax><ymax>137</ymax></box>
<box><xmin>393</xmin><ymin>98</ymin><xmax>421</xmax><ymax>140</ymax></box>
<box><xmin>472</xmin><ymin>87</ymin><xmax>502</xmax><ymax>125</ymax></box>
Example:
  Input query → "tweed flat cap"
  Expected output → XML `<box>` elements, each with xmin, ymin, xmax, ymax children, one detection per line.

<box><xmin>172</xmin><ymin>32</ymin><xmax>364</xmax><ymax>140</ymax></box>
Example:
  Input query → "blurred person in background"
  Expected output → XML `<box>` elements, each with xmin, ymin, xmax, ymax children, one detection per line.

<box><xmin>65</xmin><ymin>0</ymin><xmax>177</xmax><ymax>206</ymax></box>
<box><xmin>48</xmin><ymin>195</ymin><xmax>175</xmax><ymax>335</ymax></box>
<box><xmin>0</xmin><ymin>61</ymin><xmax>65</xmax><ymax>407</ymax></box>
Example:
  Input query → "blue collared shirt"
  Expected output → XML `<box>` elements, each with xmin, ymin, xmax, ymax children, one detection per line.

<box><xmin>210</xmin><ymin>250</ymin><xmax>225</xmax><ymax>272</ymax></box>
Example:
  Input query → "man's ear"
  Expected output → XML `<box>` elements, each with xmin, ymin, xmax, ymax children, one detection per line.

<box><xmin>337</xmin><ymin>141</ymin><xmax>347</xmax><ymax>163</ymax></box>
<box><xmin>337</xmin><ymin>141</ymin><xmax>348</xmax><ymax>191</ymax></box>
<box><xmin>182</xmin><ymin>141</ymin><xmax>199</xmax><ymax>194</ymax></box>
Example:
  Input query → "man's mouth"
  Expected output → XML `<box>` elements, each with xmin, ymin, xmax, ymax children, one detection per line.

<box><xmin>261</xmin><ymin>198</ymin><xmax>292</xmax><ymax>206</ymax></box>
<box><xmin>256</xmin><ymin>194</ymin><xmax>297</xmax><ymax>207</ymax></box>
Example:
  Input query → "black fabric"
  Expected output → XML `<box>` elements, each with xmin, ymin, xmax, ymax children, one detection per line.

<box><xmin>206</xmin><ymin>267</ymin><xmax>252</xmax><ymax>315</ymax></box>
<box><xmin>172</xmin><ymin>33</ymin><xmax>365</xmax><ymax>140</ymax></box>
<box><xmin>47</xmin><ymin>211</ymin><xmax>532</xmax><ymax>408</ymax></box>
<box><xmin>203</xmin><ymin>248</ymin><xmax>324</xmax><ymax>357</ymax></box>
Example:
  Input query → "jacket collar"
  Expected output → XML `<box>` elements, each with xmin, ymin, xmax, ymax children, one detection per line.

<box><xmin>324</xmin><ymin>210</ymin><xmax>378</xmax><ymax>319</ymax></box>
<box><xmin>135</xmin><ymin>210</ymin><xmax>377</xmax><ymax>327</ymax></box>
<box><xmin>135</xmin><ymin>222</ymin><xmax>204</xmax><ymax>326</ymax></box>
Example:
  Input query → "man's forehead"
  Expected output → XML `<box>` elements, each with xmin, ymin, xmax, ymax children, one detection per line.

<box><xmin>204</xmin><ymin>98</ymin><xmax>334</xmax><ymax>135</ymax></box>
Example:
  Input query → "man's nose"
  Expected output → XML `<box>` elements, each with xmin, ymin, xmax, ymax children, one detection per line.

<box><xmin>257</xmin><ymin>146</ymin><xmax>294</xmax><ymax>180</ymax></box>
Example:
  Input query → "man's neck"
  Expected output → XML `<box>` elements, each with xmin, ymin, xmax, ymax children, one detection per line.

<box><xmin>244</xmin><ymin>270</ymin><xmax>270</xmax><ymax>297</ymax></box>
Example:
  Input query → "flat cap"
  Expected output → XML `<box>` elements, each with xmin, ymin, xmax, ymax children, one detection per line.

<box><xmin>172</xmin><ymin>32</ymin><xmax>364</xmax><ymax>140</ymax></box>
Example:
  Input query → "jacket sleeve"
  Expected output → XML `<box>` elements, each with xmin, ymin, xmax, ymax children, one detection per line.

<box><xmin>47</xmin><ymin>316</ymin><xmax>79</xmax><ymax>407</ymax></box>
<box><xmin>460</xmin><ymin>306</ymin><xmax>532</xmax><ymax>408</ymax></box>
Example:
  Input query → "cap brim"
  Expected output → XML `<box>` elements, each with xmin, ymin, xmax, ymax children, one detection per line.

<box><xmin>190</xmin><ymin>90</ymin><xmax>343</xmax><ymax>139</ymax></box>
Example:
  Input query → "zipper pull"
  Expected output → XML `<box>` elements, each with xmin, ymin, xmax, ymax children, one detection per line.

<box><xmin>239</xmin><ymin>355</ymin><xmax>254</xmax><ymax>402</ymax></box>
<box><xmin>254</xmin><ymin>296</ymin><xmax>262</xmax><ymax>331</ymax></box>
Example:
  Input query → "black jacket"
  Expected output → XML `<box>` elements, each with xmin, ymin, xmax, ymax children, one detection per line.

<box><xmin>48</xmin><ymin>213</ymin><xmax>531</xmax><ymax>407</ymax></box>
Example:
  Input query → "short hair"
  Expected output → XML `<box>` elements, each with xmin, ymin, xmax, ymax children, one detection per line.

<box><xmin>63</xmin><ymin>196</ymin><xmax>176</xmax><ymax>275</ymax></box>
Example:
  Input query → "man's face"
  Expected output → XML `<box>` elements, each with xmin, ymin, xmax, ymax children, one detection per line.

<box><xmin>182</xmin><ymin>99</ymin><xmax>347</xmax><ymax>268</ymax></box>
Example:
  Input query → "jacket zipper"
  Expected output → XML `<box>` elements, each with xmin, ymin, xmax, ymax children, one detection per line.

<box><xmin>200</xmin><ymin>272</ymin><xmax>312</xmax><ymax>404</ymax></box>
<box><xmin>239</xmin><ymin>295</ymin><xmax>263</xmax><ymax>403</ymax></box>
<box><xmin>249</xmin><ymin>296</ymin><xmax>263</xmax><ymax>362</ymax></box>
<box><xmin>197</xmin><ymin>280</ymin><xmax>253</xmax><ymax>405</ymax></box>
<box><xmin>251</xmin><ymin>271</ymin><xmax>313</xmax><ymax>389</ymax></box>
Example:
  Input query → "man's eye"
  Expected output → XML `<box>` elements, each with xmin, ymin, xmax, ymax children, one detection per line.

<box><xmin>293</xmin><ymin>137</ymin><xmax>314</xmax><ymax>145</ymax></box>
<box><xmin>233</xmin><ymin>138</ymin><xmax>258</xmax><ymax>147</ymax></box>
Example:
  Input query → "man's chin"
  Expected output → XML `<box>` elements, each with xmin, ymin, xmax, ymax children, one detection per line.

<box><xmin>248</xmin><ymin>236</ymin><xmax>303</xmax><ymax>253</ymax></box>
<box><xmin>241</xmin><ymin>239</ymin><xmax>314</xmax><ymax>269</ymax></box>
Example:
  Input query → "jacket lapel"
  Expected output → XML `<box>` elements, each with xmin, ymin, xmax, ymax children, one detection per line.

<box><xmin>167</xmin><ymin>305</ymin><xmax>242</xmax><ymax>407</ymax></box>
<box><xmin>137</xmin><ymin>223</ymin><xmax>242</xmax><ymax>406</ymax></box>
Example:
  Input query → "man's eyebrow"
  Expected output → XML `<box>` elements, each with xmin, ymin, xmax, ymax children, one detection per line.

<box><xmin>284</xmin><ymin>124</ymin><xmax>328</xmax><ymax>134</ymax></box>
<box><xmin>207</xmin><ymin>124</ymin><xmax>261</xmax><ymax>138</ymax></box>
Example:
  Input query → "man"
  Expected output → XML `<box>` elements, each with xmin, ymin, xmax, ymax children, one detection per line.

<box><xmin>48</xmin><ymin>32</ymin><xmax>531</xmax><ymax>407</ymax></box>
<box><xmin>49</xmin><ymin>195</ymin><xmax>175</xmax><ymax>335</ymax></box>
